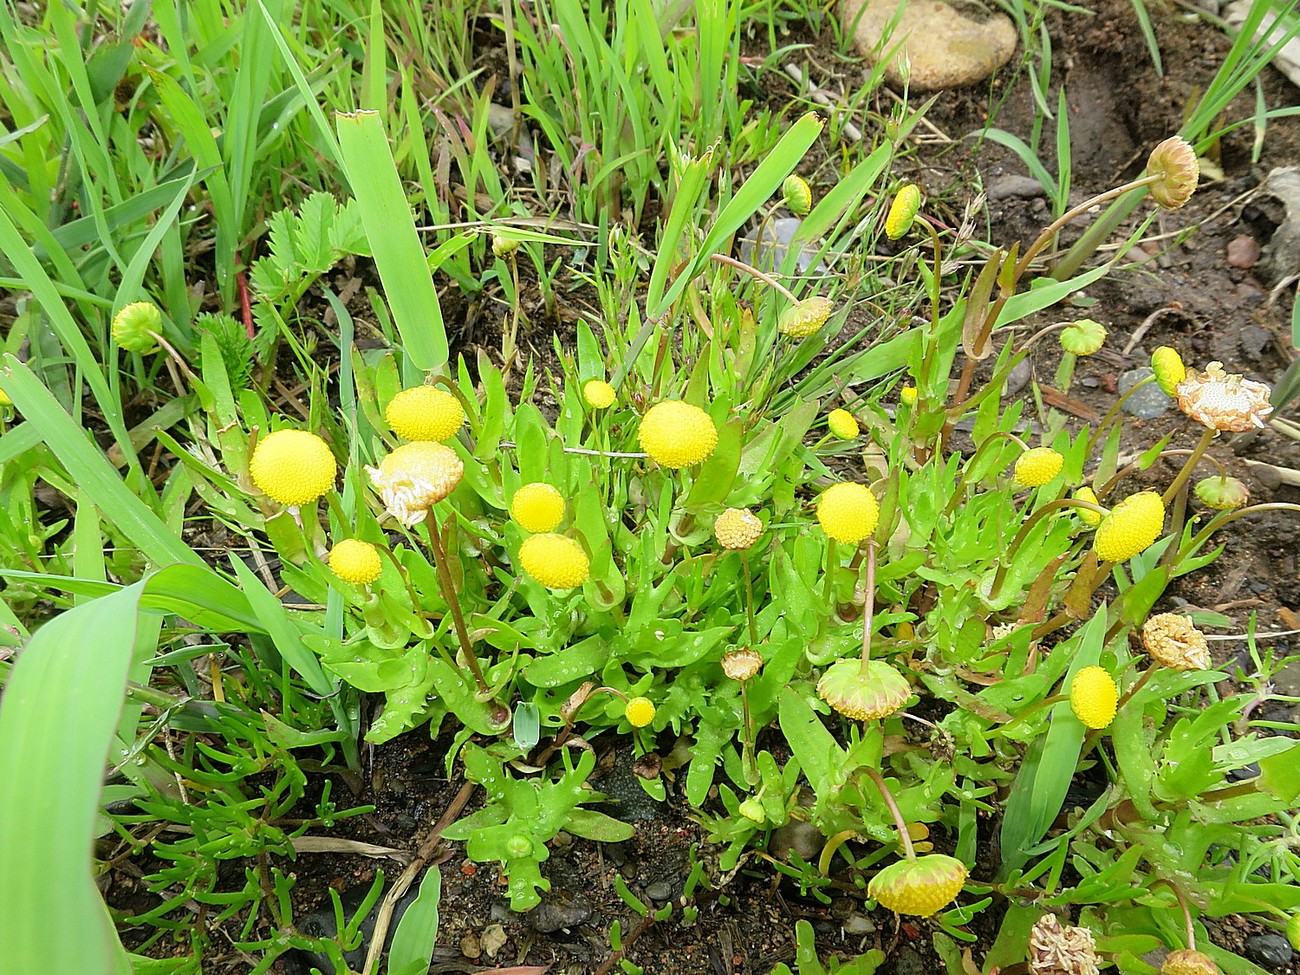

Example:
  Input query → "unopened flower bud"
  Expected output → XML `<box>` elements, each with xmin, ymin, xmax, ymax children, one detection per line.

<box><xmin>738</xmin><ymin>798</ymin><xmax>766</xmax><ymax>823</ymax></box>
<box><xmin>1161</xmin><ymin>949</ymin><xmax>1220</xmax><ymax>975</ymax></box>
<box><xmin>778</xmin><ymin>296</ymin><xmax>834</xmax><ymax>339</ymax></box>
<box><xmin>868</xmin><ymin>854</ymin><xmax>967</xmax><ymax>917</ymax></box>
<box><xmin>112</xmin><ymin>301</ymin><xmax>162</xmax><ymax>354</ymax></box>
<box><xmin>1194</xmin><ymin>475</ymin><xmax>1248</xmax><ymax>510</ymax></box>
<box><xmin>885</xmin><ymin>184</ymin><xmax>922</xmax><ymax>239</ymax></box>
<box><xmin>782</xmin><ymin>174</ymin><xmax>812</xmax><ymax>215</ymax></box>
<box><xmin>1060</xmin><ymin>319</ymin><xmax>1107</xmax><ymax>356</ymax></box>
<box><xmin>492</xmin><ymin>234</ymin><xmax>520</xmax><ymax>258</ymax></box>
<box><xmin>1152</xmin><ymin>347</ymin><xmax>1187</xmax><ymax>397</ymax></box>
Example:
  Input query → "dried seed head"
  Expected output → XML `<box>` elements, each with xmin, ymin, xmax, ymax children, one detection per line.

<box><xmin>1161</xmin><ymin>949</ymin><xmax>1220</xmax><ymax>975</ymax></box>
<box><xmin>1142</xmin><ymin>613</ymin><xmax>1211</xmax><ymax>671</ymax></box>
<box><xmin>722</xmin><ymin>647</ymin><xmax>763</xmax><ymax>682</ymax></box>
<box><xmin>1175</xmin><ymin>361</ymin><xmax>1273</xmax><ymax>432</ymax></box>
<box><xmin>367</xmin><ymin>441</ymin><xmax>464</xmax><ymax>525</ymax></box>
<box><xmin>1146</xmin><ymin>136</ymin><xmax>1199</xmax><ymax>209</ymax></box>
<box><xmin>1028</xmin><ymin>913</ymin><xmax>1100</xmax><ymax>975</ymax></box>
<box><xmin>715</xmin><ymin>508</ymin><xmax>763</xmax><ymax>550</ymax></box>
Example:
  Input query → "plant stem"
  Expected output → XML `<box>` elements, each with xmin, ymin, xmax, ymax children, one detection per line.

<box><xmin>860</xmin><ymin>540</ymin><xmax>878</xmax><ymax>674</ymax></box>
<box><xmin>1162</xmin><ymin>427</ymin><xmax>1217</xmax><ymax>506</ymax></box>
<box><xmin>709</xmin><ymin>252</ymin><xmax>799</xmax><ymax>303</ymax></box>
<box><xmin>942</xmin><ymin>431</ymin><xmax>1031</xmax><ymax>517</ymax></box>
<box><xmin>863</xmin><ymin>766</ymin><xmax>916</xmax><ymax>860</ymax></box>
<box><xmin>1172</xmin><ymin>502</ymin><xmax>1300</xmax><ymax>574</ymax></box>
<box><xmin>422</xmin><ymin>516</ymin><xmax>490</xmax><ymax>695</ymax></box>
<box><xmin>741</xmin><ymin>551</ymin><xmax>758</xmax><ymax>645</ymax></box>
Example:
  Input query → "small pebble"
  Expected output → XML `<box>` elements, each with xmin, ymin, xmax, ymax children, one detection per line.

<box><xmin>987</xmin><ymin>175</ymin><xmax>1047</xmax><ymax>201</ymax></box>
<box><xmin>460</xmin><ymin>932</ymin><xmax>482</xmax><ymax>960</ymax></box>
<box><xmin>843</xmin><ymin>913</ymin><xmax>875</xmax><ymax>935</ymax></box>
<box><xmin>620</xmin><ymin>861</ymin><xmax>638</xmax><ymax>880</ymax></box>
<box><xmin>530</xmin><ymin>890</ymin><xmax>593</xmax><ymax>934</ymax></box>
<box><xmin>480</xmin><ymin>923</ymin><xmax>508</xmax><ymax>959</ymax></box>
<box><xmin>645</xmin><ymin>880</ymin><xmax>673</xmax><ymax>901</ymax></box>
<box><xmin>1244</xmin><ymin>933</ymin><xmax>1293</xmax><ymax>969</ymax></box>
<box><xmin>1119</xmin><ymin>367</ymin><xmax>1172</xmax><ymax>420</ymax></box>
<box><xmin>1226</xmin><ymin>234</ymin><xmax>1261</xmax><ymax>269</ymax></box>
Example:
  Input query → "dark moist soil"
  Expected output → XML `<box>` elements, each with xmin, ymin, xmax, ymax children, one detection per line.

<box><xmin>109</xmin><ymin>2</ymin><xmax>1300</xmax><ymax>973</ymax></box>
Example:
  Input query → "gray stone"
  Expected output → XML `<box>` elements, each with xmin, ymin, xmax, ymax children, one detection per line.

<box><xmin>841</xmin><ymin>0</ymin><xmax>1017</xmax><ymax>92</ymax></box>
<box><xmin>738</xmin><ymin>217</ymin><xmax>823</xmax><ymax>274</ymax></box>
<box><xmin>1244</xmin><ymin>933</ymin><xmax>1293</xmax><ymax>969</ymax></box>
<box><xmin>530</xmin><ymin>890</ymin><xmax>593</xmax><ymax>933</ymax></box>
<box><xmin>843</xmin><ymin>913</ymin><xmax>876</xmax><ymax>935</ymax></box>
<box><xmin>645</xmin><ymin>880</ymin><xmax>673</xmax><ymax>901</ymax></box>
<box><xmin>1119</xmin><ymin>367</ymin><xmax>1173</xmax><ymax>420</ymax></box>
<box><xmin>893</xmin><ymin>946</ymin><xmax>929</xmax><ymax>975</ymax></box>
<box><xmin>987</xmin><ymin>175</ymin><xmax>1047</xmax><ymax>201</ymax></box>
<box><xmin>1254</xmin><ymin>168</ymin><xmax>1300</xmax><ymax>286</ymax></box>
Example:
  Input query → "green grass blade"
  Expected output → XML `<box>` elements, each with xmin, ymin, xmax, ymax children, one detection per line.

<box><xmin>336</xmin><ymin>110</ymin><xmax>447</xmax><ymax>372</ymax></box>
<box><xmin>0</xmin><ymin>583</ymin><xmax>144</xmax><ymax>975</ymax></box>
<box><xmin>387</xmin><ymin>866</ymin><xmax>442</xmax><ymax>975</ymax></box>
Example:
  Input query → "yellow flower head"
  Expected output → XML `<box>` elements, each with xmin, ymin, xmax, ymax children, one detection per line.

<box><xmin>1060</xmin><ymin>319</ymin><xmax>1107</xmax><ymax>356</ymax></box>
<box><xmin>1160</xmin><ymin>949</ymin><xmax>1220</xmax><ymax>975</ymax></box>
<box><xmin>638</xmin><ymin>400</ymin><xmax>718</xmax><ymax>468</ymax></box>
<box><xmin>1074</xmin><ymin>487</ymin><xmax>1103</xmax><ymax>527</ymax></box>
<box><xmin>367</xmin><ymin>441</ymin><xmax>464</xmax><ymax>526</ymax></box>
<box><xmin>1014</xmin><ymin>447</ymin><xmax>1064</xmax><ymax>488</ymax></box>
<box><xmin>112</xmin><ymin>301</ymin><xmax>162</xmax><ymax>354</ymax></box>
<box><xmin>1151</xmin><ymin>346</ymin><xmax>1187</xmax><ymax>397</ymax></box>
<box><xmin>1070</xmin><ymin>666</ymin><xmax>1118</xmax><ymax>729</ymax></box>
<box><xmin>868</xmin><ymin>854</ymin><xmax>967</xmax><ymax>917</ymax></box>
<box><xmin>328</xmin><ymin>539</ymin><xmax>382</xmax><ymax>585</ymax></box>
<box><xmin>827</xmin><ymin>408</ymin><xmax>859</xmax><ymax>439</ymax></box>
<box><xmin>385</xmin><ymin>386</ymin><xmax>465</xmax><ymax>442</ymax></box>
<box><xmin>782</xmin><ymin>174</ymin><xmax>813</xmax><ymax>215</ymax></box>
<box><xmin>250</xmin><ymin>429</ymin><xmax>337</xmax><ymax>507</ymax></box>
<box><xmin>884</xmin><ymin>184</ymin><xmax>923</xmax><ymax>240</ymax></box>
<box><xmin>899</xmin><ymin>386</ymin><xmax>918</xmax><ymax>407</ymax></box>
<box><xmin>816</xmin><ymin>482</ymin><xmax>879</xmax><ymax>544</ymax></box>
<box><xmin>817</xmin><ymin>658</ymin><xmax>910</xmax><ymax>721</ymax></box>
<box><xmin>1028</xmin><ymin>913</ymin><xmax>1100</xmax><ymax>975</ymax></box>
<box><xmin>624</xmin><ymin>696</ymin><xmax>656</xmax><ymax>728</ymax></box>
<box><xmin>778</xmin><ymin>296</ymin><xmax>834</xmax><ymax>339</ymax></box>
<box><xmin>510</xmin><ymin>482</ymin><xmax>566</xmax><ymax>533</ymax></box>
<box><xmin>1142</xmin><ymin>613</ymin><xmax>1211</xmax><ymax>671</ymax></box>
<box><xmin>0</xmin><ymin>384</ymin><xmax>10</xmax><ymax>407</ymax></box>
<box><xmin>1175</xmin><ymin>361</ymin><xmax>1273</xmax><ymax>432</ymax></box>
<box><xmin>583</xmin><ymin>379</ymin><xmax>616</xmax><ymax>409</ymax></box>
<box><xmin>1146</xmin><ymin>136</ymin><xmax>1199</xmax><ymax>209</ymax></box>
<box><xmin>715</xmin><ymin>507</ymin><xmax>763</xmax><ymax>550</ymax></box>
<box><xmin>519</xmin><ymin>533</ymin><xmax>589</xmax><ymax>589</ymax></box>
<box><xmin>1094</xmin><ymin>491</ymin><xmax>1164</xmax><ymax>563</ymax></box>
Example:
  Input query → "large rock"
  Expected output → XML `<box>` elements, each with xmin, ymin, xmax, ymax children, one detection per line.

<box><xmin>841</xmin><ymin>0</ymin><xmax>1018</xmax><ymax>92</ymax></box>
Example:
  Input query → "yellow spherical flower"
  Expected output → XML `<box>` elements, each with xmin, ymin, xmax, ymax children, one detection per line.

<box><xmin>817</xmin><ymin>658</ymin><xmax>911</xmax><ymax>721</ymax></box>
<box><xmin>782</xmin><ymin>174</ymin><xmax>812</xmax><ymax>215</ymax></box>
<box><xmin>112</xmin><ymin>301</ymin><xmax>162</xmax><ymax>353</ymax></box>
<box><xmin>1151</xmin><ymin>347</ymin><xmax>1187</xmax><ymax>397</ymax></box>
<box><xmin>899</xmin><ymin>386</ymin><xmax>918</xmax><ymax>407</ymax></box>
<box><xmin>250</xmin><ymin>429</ymin><xmax>337</xmax><ymax>507</ymax></box>
<box><xmin>1014</xmin><ymin>447</ymin><xmax>1064</xmax><ymax>487</ymax></box>
<box><xmin>385</xmin><ymin>386</ymin><xmax>464</xmax><ymax>442</ymax></box>
<box><xmin>1094</xmin><ymin>491</ymin><xmax>1164</xmax><ymax>563</ymax></box>
<box><xmin>638</xmin><ymin>400</ymin><xmax>718</xmax><ymax>468</ymax></box>
<box><xmin>1070</xmin><ymin>666</ymin><xmax>1118</xmax><ymax>729</ymax></box>
<box><xmin>518</xmin><ymin>533</ymin><xmax>589</xmax><ymax>589</ymax></box>
<box><xmin>715</xmin><ymin>507</ymin><xmax>763</xmax><ymax>550</ymax></box>
<box><xmin>367</xmin><ymin>441</ymin><xmax>464</xmax><ymax>526</ymax></box>
<box><xmin>1175</xmin><ymin>361</ymin><xmax>1273</xmax><ymax>432</ymax></box>
<box><xmin>328</xmin><ymin>539</ymin><xmax>382</xmax><ymax>585</ymax></box>
<box><xmin>1074</xmin><ymin>487</ymin><xmax>1103</xmax><ymax>527</ymax></box>
<box><xmin>1142</xmin><ymin>613</ymin><xmax>1211</xmax><ymax>671</ymax></box>
<box><xmin>510</xmin><ymin>482</ymin><xmax>566</xmax><ymax>533</ymax></box>
<box><xmin>583</xmin><ymin>379</ymin><xmax>616</xmax><ymax>409</ymax></box>
<box><xmin>868</xmin><ymin>854</ymin><xmax>967</xmax><ymax>917</ymax></box>
<box><xmin>777</xmin><ymin>296</ymin><xmax>834</xmax><ymax>338</ymax></box>
<box><xmin>884</xmin><ymin>184</ymin><xmax>923</xmax><ymax>239</ymax></box>
<box><xmin>624</xmin><ymin>696</ymin><xmax>656</xmax><ymax>728</ymax></box>
<box><xmin>827</xmin><ymin>408</ymin><xmax>859</xmax><ymax>439</ymax></box>
<box><xmin>1146</xmin><ymin>136</ymin><xmax>1199</xmax><ymax>209</ymax></box>
<box><xmin>816</xmin><ymin>482</ymin><xmax>880</xmax><ymax>544</ymax></box>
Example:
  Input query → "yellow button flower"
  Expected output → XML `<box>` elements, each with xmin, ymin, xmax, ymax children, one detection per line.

<box><xmin>817</xmin><ymin>658</ymin><xmax>911</xmax><ymax>721</ymax></box>
<box><xmin>714</xmin><ymin>507</ymin><xmax>762</xmax><ymax>550</ymax></box>
<box><xmin>899</xmin><ymin>386</ymin><xmax>917</xmax><ymax>407</ymax></box>
<box><xmin>385</xmin><ymin>386</ymin><xmax>465</xmax><ymax>442</ymax></box>
<box><xmin>868</xmin><ymin>854</ymin><xmax>967</xmax><ymax>917</ymax></box>
<box><xmin>1094</xmin><ymin>491</ymin><xmax>1164</xmax><ymax>563</ymax></box>
<box><xmin>624</xmin><ymin>696</ymin><xmax>656</xmax><ymax>728</ymax></box>
<box><xmin>1014</xmin><ymin>447</ymin><xmax>1064</xmax><ymax>487</ymax></box>
<box><xmin>1074</xmin><ymin>487</ymin><xmax>1103</xmax><ymax>527</ymax></box>
<box><xmin>0</xmin><ymin>385</ymin><xmax>11</xmax><ymax>407</ymax></box>
<box><xmin>827</xmin><ymin>408</ymin><xmax>859</xmax><ymax>439</ymax></box>
<box><xmin>367</xmin><ymin>441</ymin><xmax>464</xmax><ymax>526</ymax></box>
<box><xmin>583</xmin><ymin>379</ymin><xmax>616</xmax><ymax>409</ymax></box>
<box><xmin>1060</xmin><ymin>319</ymin><xmax>1107</xmax><ymax>355</ymax></box>
<box><xmin>1151</xmin><ymin>346</ymin><xmax>1187</xmax><ymax>397</ymax></box>
<box><xmin>112</xmin><ymin>301</ymin><xmax>162</xmax><ymax>354</ymax></box>
<box><xmin>510</xmin><ymin>482</ymin><xmax>565</xmax><ymax>533</ymax></box>
<box><xmin>884</xmin><ymin>184</ymin><xmax>923</xmax><ymax>239</ymax></box>
<box><xmin>518</xmin><ymin>533</ymin><xmax>589</xmax><ymax>589</ymax></box>
<box><xmin>638</xmin><ymin>400</ymin><xmax>718</xmax><ymax>468</ymax></box>
<box><xmin>328</xmin><ymin>539</ymin><xmax>382</xmax><ymax>585</ymax></box>
<box><xmin>250</xmin><ymin>429</ymin><xmax>337</xmax><ymax>507</ymax></box>
<box><xmin>816</xmin><ymin>482</ymin><xmax>879</xmax><ymax>544</ymax></box>
<box><xmin>777</xmin><ymin>295</ymin><xmax>834</xmax><ymax>338</ymax></box>
<box><xmin>1070</xmin><ymin>666</ymin><xmax>1118</xmax><ymax>729</ymax></box>
<box><xmin>782</xmin><ymin>174</ymin><xmax>812</xmax><ymax>215</ymax></box>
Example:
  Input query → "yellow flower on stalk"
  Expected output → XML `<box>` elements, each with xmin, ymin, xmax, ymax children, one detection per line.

<box><xmin>367</xmin><ymin>441</ymin><xmax>464</xmax><ymax>526</ymax></box>
<box><xmin>1074</xmin><ymin>487</ymin><xmax>1103</xmax><ymax>527</ymax></box>
<box><xmin>510</xmin><ymin>482</ymin><xmax>566</xmax><ymax>533</ymax></box>
<box><xmin>1146</xmin><ymin>136</ymin><xmax>1199</xmax><ymax>209</ymax></box>
<box><xmin>250</xmin><ymin>429</ymin><xmax>337</xmax><ymax>507</ymax></box>
<box><xmin>827</xmin><ymin>408</ymin><xmax>859</xmax><ymax>439</ymax></box>
<box><xmin>328</xmin><ymin>539</ymin><xmax>382</xmax><ymax>585</ymax></box>
<box><xmin>583</xmin><ymin>379</ymin><xmax>616</xmax><ymax>409</ymax></box>
<box><xmin>385</xmin><ymin>386</ymin><xmax>465</xmax><ymax>442</ymax></box>
<box><xmin>778</xmin><ymin>296</ymin><xmax>834</xmax><ymax>338</ymax></box>
<box><xmin>112</xmin><ymin>301</ymin><xmax>162</xmax><ymax>353</ymax></box>
<box><xmin>884</xmin><ymin>184</ymin><xmax>923</xmax><ymax>239</ymax></box>
<box><xmin>1151</xmin><ymin>347</ymin><xmax>1187</xmax><ymax>397</ymax></box>
<box><xmin>624</xmin><ymin>696</ymin><xmax>656</xmax><ymax>728</ymax></box>
<box><xmin>868</xmin><ymin>854</ymin><xmax>967</xmax><ymax>917</ymax></box>
<box><xmin>1013</xmin><ymin>447</ymin><xmax>1064</xmax><ymax>487</ymax></box>
<box><xmin>899</xmin><ymin>386</ymin><xmax>917</xmax><ymax>407</ymax></box>
<box><xmin>816</xmin><ymin>482</ymin><xmax>880</xmax><ymax>544</ymax></box>
<box><xmin>714</xmin><ymin>507</ymin><xmax>763</xmax><ymax>550</ymax></box>
<box><xmin>817</xmin><ymin>658</ymin><xmax>911</xmax><ymax>721</ymax></box>
<box><xmin>1093</xmin><ymin>491</ymin><xmax>1164</xmax><ymax>563</ymax></box>
<box><xmin>1175</xmin><ymin>361</ymin><xmax>1273</xmax><ymax>432</ymax></box>
<box><xmin>1069</xmin><ymin>666</ymin><xmax>1118</xmax><ymax>729</ymax></box>
<box><xmin>638</xmin><ymin>400</ymin><xmax>718</xmax><ymax>468</ymax></box>
<box><xmin>518</xmin><ymin>533</ymin><xmax>589</xmax><ymax>589</ymax></box>
<box><xmin>782</xmin><ymin>174</ymin><xmax>812</xmax><ymax>215</ymax></box>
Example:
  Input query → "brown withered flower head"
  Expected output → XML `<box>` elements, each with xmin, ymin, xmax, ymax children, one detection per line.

<box><xmin>1175</xmin><ymin>362</ymin><xmax>1272</xmax><ymax>432</ymax></box>
<box><xmin>1028</xmin><ymin>913</ymin><xmax>1100</xmax><ymax>975</ymax></box>
<box><xmin>722</xmin><ymin>647</ymin><xmax>763</xmax><ymax>682</ymax></box>
<box><xmin>1161</xmin><ymin>948</ymin><xmax>1221</xmax><ymax>975</ymax></box>
<box><xmin>1146</xmin><ymin>136</ymin><xmax>1199</xmax><ymax>209</ymax></box>
<box><xmin>1142</xmin><ymin>613</ymin><xmax>1211</xmax><ymax>671</ymax></box>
